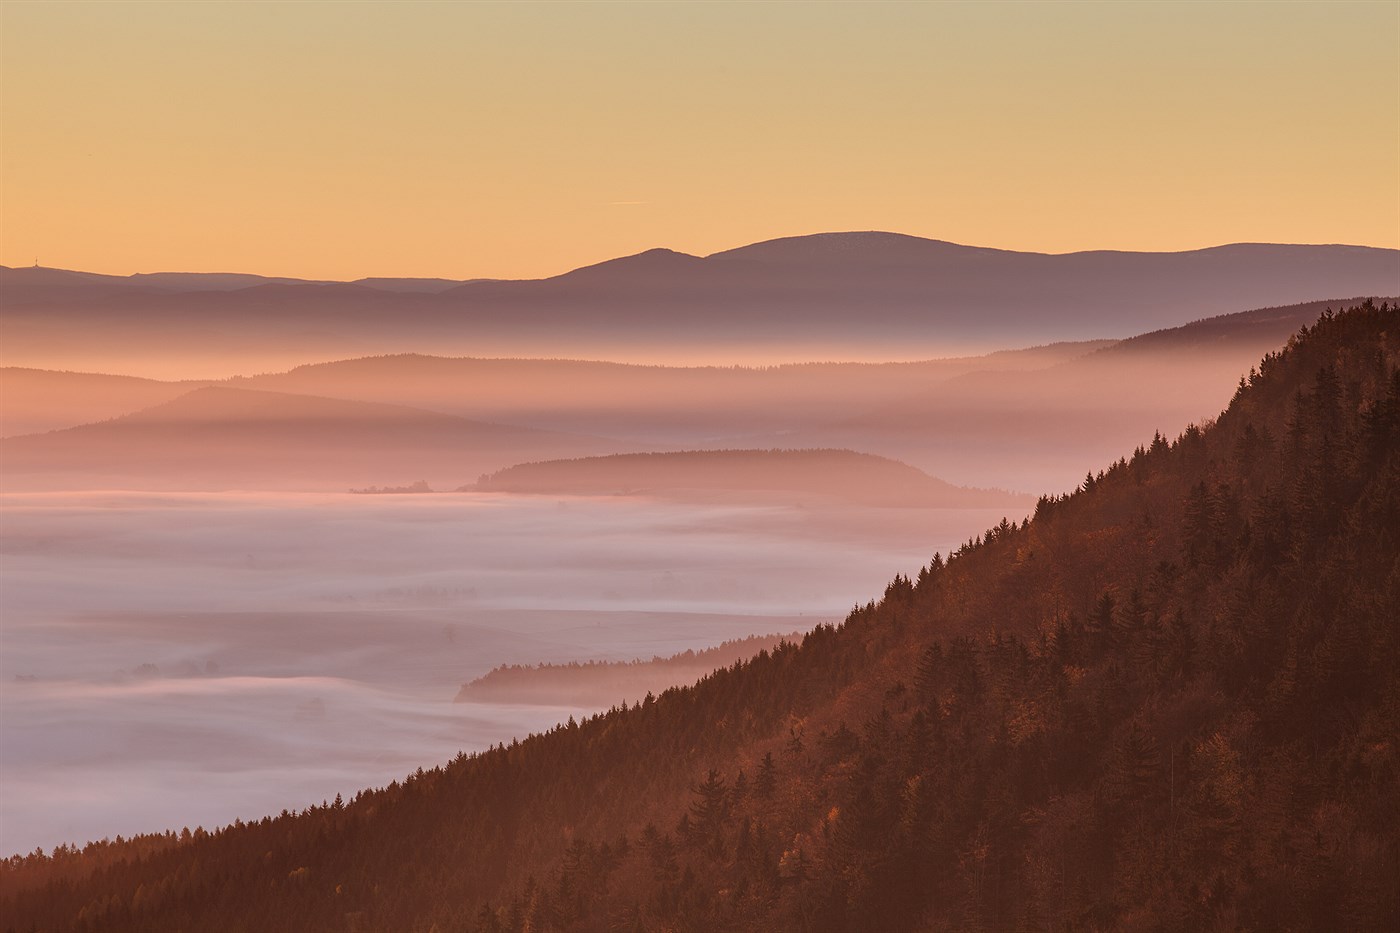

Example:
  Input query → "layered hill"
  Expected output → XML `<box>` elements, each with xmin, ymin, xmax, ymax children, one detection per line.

<box><xmin>4</xmin><ymin>233</ymin><xmax>1395</xmax><ymax>372</ymax></box>
<box><xmin>0</xmin><ymin>368</ymin><xmax>206</xmax><ymax>437</ymax></box>
<box><xmin>229</xmin><ymin>341</ymin><xmax>1106</xmax><ymax>432</ymax></box>
<box><xmin>796</xmin><ymin>296</ymin><xmax>1400</xmax><ymax>491</ymax></box>
<box><xmin>471</xmin><ymin>449</ymin><xmax>1029</xmax><ymax>508</ymax></box>
<box><xmin>6</xmin><ymin>297</ymin><xmax>1384</xmax><ymax>494</ymax></box>
<box><xmin>0</xmin><ymin>341</ymin><xmax>1104</xmax><ymax>439</ymax></box>
<box><xmin>3</xmin><ymin>302</ymin><xmax>1394</xmax><ymax>931</ymax></box>
<box><xmin>0</xmin><ymin>387</ymin><xmax>617</xmax><ymax>492</ymax></box>
<box><xmin>2</xmin><ymin>295</ymin><xmax>1384</xmax><ymax>481</ymax></box>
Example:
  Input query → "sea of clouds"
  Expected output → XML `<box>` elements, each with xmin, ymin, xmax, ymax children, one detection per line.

<box><xmin>0</xmin><ymin>490</ymin><xmax>1021</xmax><ymax>854</ymax></box>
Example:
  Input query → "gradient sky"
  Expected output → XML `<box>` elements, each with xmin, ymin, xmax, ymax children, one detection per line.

<box><xmin>2</xmin><ymin>0</ymin><xmax>1397</xmax><ymax>280</ymax></box>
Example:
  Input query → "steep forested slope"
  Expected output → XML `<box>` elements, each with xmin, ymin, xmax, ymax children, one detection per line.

<box><xmin>2</xmin><ymin>302</ymin><xmax>1396</xmax><ymax>932</ymax></box>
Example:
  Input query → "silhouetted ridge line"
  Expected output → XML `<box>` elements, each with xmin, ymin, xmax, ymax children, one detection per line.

<box><xmin>6</xmin><ymin>238</ymin><xmax>1396</xmax><ymax>370</ymax></box>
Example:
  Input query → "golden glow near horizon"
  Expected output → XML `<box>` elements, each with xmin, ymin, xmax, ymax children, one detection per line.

<box><xmin>2</xmin><ymin>0</ymin><xmax>1397</xmax><ymax>280</ymax></box>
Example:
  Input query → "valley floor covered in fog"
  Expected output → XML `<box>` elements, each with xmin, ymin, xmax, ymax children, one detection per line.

<box><xmin>0</xmin><ymin>490</ymin><xmax>1019</xmax><ymax>854</ymax></box>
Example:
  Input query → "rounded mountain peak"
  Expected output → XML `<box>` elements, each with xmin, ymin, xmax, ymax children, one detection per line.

<box><xmin>549</xmin><ymin>247</ymin><xmax>705</xmax><ymax>283</ymax></box>
<box><xmin>708</xmin><ymin>231</ymin><xmax>1009</xmax><ymax>266</ymax></box>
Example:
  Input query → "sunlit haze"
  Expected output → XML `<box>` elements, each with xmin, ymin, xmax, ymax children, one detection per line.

<box><xmin>3</xmin><ymin>0</ymin><xmax>1397</xmax><ymax>280</ymax></box>
<box><xmin>2</xmin><ymin>2</ymin><xmax>1398</xmax><ymax>927</ymax></box>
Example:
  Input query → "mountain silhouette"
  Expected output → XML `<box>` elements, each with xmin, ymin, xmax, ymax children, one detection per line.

<box><xmin>0</xmin><ymin>368</ymin><xmax>206</xmax><ymax>437</ymax></box>
<box><xmin>4</xmin><ymin>234</ymin><xmax>1395</xmax><ymax>370</ymax></box>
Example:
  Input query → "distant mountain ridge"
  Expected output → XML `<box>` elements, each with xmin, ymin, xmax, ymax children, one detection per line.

<box><xmin>11</xmin><ymin>231</ymin><xmax>1387</xmax><ymax>288</ymax></box>
<box><xmin>6</xmin><ymin>296</ymin><xmax>1392</xmax><ymax>494</ymax></box>
<box><xmin>4</xmin><ymin>233</ymin><xmax>1395</xmax><ymax>371</ymax></box>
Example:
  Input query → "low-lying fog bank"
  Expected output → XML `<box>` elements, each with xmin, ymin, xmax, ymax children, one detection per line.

<box><xmin>0</xmin><ymin>491</ymin><xmax>1022</xmax><ymax>855</ymax></box>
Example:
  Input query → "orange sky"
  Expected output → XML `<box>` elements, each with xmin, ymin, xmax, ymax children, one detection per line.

<box><xmin>2</xmin><ymin>1</ymin><xmax>1397</xmax><ymax>280</ymax></box>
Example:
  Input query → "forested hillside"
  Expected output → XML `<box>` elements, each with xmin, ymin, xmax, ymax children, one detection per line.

<box><xmin>2</xmin><ymin>302</ymin><xmax>1396</xmax><ymax>932</ymax></box>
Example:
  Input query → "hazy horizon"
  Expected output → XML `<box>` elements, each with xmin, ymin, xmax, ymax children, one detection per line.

<box><xmin>8</xmin><ymin>230</ymin><xmax>1399</xmax><ymax>284</ymax></box>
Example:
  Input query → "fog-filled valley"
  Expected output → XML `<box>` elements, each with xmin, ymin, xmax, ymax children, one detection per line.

<box><xmin>1</xmin><ymin>238</ymin><xmax>1396</xmax><ymax>878</ymax></box>
<box><xmin>0</xmin><ymin>489</ymin><xmax>1014</xmax><ymax>854</ymax></box>
<box><xmin>4</xmin><ymin>302</ymin><xmax>1396</xmax><ymax>933</ymax></box>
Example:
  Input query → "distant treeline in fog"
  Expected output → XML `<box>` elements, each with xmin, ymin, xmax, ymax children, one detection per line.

<box><xmin>349</xmin><ymin>480</ymin><xmax>433</xmax><ymax>494</ymax></box>
<box><xmin>455</xmin><ymin>632</ymin><xmax>804</xmax><ymax>707</ymax></box>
